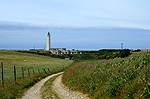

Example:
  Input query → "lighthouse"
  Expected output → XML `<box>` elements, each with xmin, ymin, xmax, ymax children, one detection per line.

<box><xmin>47</xmin><ymin>32</ymin><xmax>50</xmax><ymax>50</ymax></box>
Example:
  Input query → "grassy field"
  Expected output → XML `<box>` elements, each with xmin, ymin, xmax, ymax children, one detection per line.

<box><xmin>0</xmin><ymin>50</ymin><xmax>73</xmax><ymax>99</ymax></box>
<box><xmin>0</xmin><ymin>50</ymin><xmax>73</xmax><ymax>80</ymax></box>
<box><xmin>62</xmin><ymin>51</ymin><xmax>150</xmax><ymax>98</ymax></box>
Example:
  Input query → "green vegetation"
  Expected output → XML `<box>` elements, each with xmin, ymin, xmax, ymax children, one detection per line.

<box><xmin>0</xmin><ymin>50</ymin><xmax>72</xmax><ymax>79</ymax></box>
<box><xmin>140</xmin><ymin>85</ymin><xmax>150</xmax><ymax>98</ymax></box>
<box><xmin>17</xmin><ymin>49</ymin><xmax>121</xmax><ymax>60</ymax></box>
<box><xmin>0</xmin><ymin>50</ymin><xmax>73</xmax><ymax>99</ymax></box>
<box><xmin>41</xmin><ymin>74</ymin><xmax>61</xmax><ymax>99</ymax></box>
<box><xmin>118</xmin><ymin>49</ymin><xmax>131</xmax><ymax>58</ymax></box>
<box><xmin>62</xmin><ymin>52</ymin><xmax>150</xmax><ymax>98</ymax></box>
<box><xmin>0</xmin><ymin>70</ymin><xmax>63</xmax><ymax>99</ymax></box>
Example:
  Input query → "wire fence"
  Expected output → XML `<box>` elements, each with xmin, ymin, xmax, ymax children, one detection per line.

<box><xmin>0</xmin><ymin>62</ymin><xmax>66</xmax><ymax>88</ymax></box>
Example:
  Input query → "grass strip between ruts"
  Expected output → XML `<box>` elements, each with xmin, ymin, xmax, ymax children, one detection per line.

<box><xmin>41</xmin><ymin>74</ymin><xmax>62</xmax><ymax>99</ymax></box>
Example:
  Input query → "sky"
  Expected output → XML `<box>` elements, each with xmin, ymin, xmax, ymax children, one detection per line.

<box><xmin>0</xmin><ymin>0</ymin><xmax>150</xmax><ymax>50</ymax></box>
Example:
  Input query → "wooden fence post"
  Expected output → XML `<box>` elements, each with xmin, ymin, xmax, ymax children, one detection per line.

<box><xmin>32</xmin><ymin>68</ymin><xmax>34</xmax><ymax>77</ymax></box>
<box><xmin>27</xmin><ymin>68</ymin><xmax>30</xmax><ymax>78</ymax></box>
<box><xmin>43</xmin><ymin>68</ymin><xmax>44</xmax><ymax>74</ymax></box>
<box><xmin>1</xmin><ymin>63</ymin><xmax>4</xmax><ymax>88</ymax></box>
<box><xmin>48</xmin><ymin>68</ymin><xmax>50</xmax><ymax>72</ymax></box>
<box><xmin>14</xmin><ymin>66</ymin><xmax>16</xmax><ymax>84</ymax></box>
<box><xmin>43</xmin><ymin>68</ymin><xmax>47</xmax><ymax>74</ymax></box>
<box><xmin>38</xmin><ymin>68</ymin><xmax>40</xmax><ymax>76</ymax></box>
<box><xmin>22</xmin><ymin>67</ymin><xmax>24</xmax><ymax>79</ymax></box>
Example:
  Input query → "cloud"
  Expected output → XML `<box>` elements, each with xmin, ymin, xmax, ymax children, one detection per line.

<box><xmin>0</xmin><ymin>21</ymin><xmax>50</xmax><ymax>30</ymax></box>
<box><xmin>0</xmin><ymin>21</ymin><xmax>150</xmax><ymax>50</ymax></box>
<box><xmin>1</xmin><ymin>0</ymin><xmax>150</xmax><ymax>29</ymax></box>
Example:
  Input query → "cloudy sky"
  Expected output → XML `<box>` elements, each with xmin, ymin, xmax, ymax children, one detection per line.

<box><xmin>0</xmin><ymin>0</ymin><xmax>150</xmax><ymax>50</ymax></box>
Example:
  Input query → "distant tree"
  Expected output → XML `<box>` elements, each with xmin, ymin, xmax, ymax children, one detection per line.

<box><xmin>118</xmin><ymin>49</ymin><xmax>130</xmax><ymax>58</ymax></box>
<box><xmin>134</xmin><ymin>49</ymin><xmax>141</xmax><ymax>52</ymax></box>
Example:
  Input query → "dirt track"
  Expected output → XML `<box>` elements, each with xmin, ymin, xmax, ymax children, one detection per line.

<box><xmin>21</xmin><ymin>72</ymin><xmax>63</xmax><ymax>99</ymax></box>
<box><xmin>22</xmin><ymin>72</ymin><xmax>90</xmax><ymax>99</ymax></box>
<box><xmin>52</xmin><ymin>75</ymin><xmax>90</xmax><ymax>99</ymax></box>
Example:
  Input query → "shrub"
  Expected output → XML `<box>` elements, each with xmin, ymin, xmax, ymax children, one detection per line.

<box><xmin>134</xmin><ymin>49</ymin><xmax>141</xmax><ymax>52</ymax></box>
<box><xmin>118</xmin><ymin>49</ymin><xmax>130</xmax><ymax>58</ymax></box>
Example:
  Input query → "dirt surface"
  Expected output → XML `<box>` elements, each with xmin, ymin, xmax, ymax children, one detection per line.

<box><xmin>21</xmin><ymin>72</ymin><xmax>63</xmax><ymax>99</ymax></box>
<box><xmin>52</xmin><ymin>75</ymin><xmax>90</xmax><ymax>99</ymax></box>
<box><xmin>22</xmin><ymin>72</ymin><xmax>90</xmax><ymax>99</ymax></box>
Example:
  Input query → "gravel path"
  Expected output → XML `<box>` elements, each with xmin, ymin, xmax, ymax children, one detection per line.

<box><xmin>52</xmin><ymin>75</ymin><xmax>90</xmax><ymax>99</ymax></box>
<box><xmin>21</xmin><ymin>72</ymin><xmax>63</xmax><ymax>99</ymax></box>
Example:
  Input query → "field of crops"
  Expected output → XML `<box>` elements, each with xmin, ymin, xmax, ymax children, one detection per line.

<box><xmin>62</xmin><ymin>51</ymin><xmax>150</xmax><ymax>98</ymax></box>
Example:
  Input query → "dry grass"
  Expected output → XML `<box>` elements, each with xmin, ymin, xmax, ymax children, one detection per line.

<box><xmin>141</xmin><ymin>49</ymin><xmax>150</xmax><ymax>52</ymax></box>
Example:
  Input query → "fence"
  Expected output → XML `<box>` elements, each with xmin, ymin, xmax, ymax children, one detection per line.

<box><xmin>1</xmin><ymin>62</ymin><xmax>65</xmax><ymax>88</ymax></box>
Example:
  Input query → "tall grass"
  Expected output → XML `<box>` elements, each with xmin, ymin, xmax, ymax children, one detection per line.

<box><xmin>0</xmin><ymin>70</ymin><xmax>63</xmax><ymax>99</ymax></box>
<box><xmin>62</xmin><ymin>52</ymin><xmax>150</xmax><ymax>98</ymax></box>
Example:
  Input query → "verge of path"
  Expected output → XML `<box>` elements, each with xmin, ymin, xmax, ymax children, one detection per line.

<box><xmin>52</xmin><ymin>75</ymin><xmax>91</xmax><ymax>99</ymax></box>
<box><xmin>21</xmin><ymin>72</ymin><xmax>63</xmax><ymax>99</ymax></box>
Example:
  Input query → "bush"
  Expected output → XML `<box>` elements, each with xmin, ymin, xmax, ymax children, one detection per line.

<box><xmin>118</xmin><ymin>49</ymin><xmax>130</xmax><ymax>58</ymax></box>
<box><xmin>134</xmin><ymin>49</ymin><xmax>141</xmax><ymax>52</ymax></box>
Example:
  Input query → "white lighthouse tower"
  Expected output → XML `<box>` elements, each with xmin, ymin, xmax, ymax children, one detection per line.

<box><xmin>47</xmin><ymin>32</ymin><xmax>51</xmax><ymax>50</ymax></box>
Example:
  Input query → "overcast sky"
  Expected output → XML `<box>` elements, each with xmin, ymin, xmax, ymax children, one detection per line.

<box><xmin>0</xmin><ymin>0</ymin><xmax>150</xmax><ymax>50</ymax></box>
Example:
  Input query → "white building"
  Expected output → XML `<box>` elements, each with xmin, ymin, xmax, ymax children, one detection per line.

<box><xmin>47</xmin><ymin>32</ymin><xmax>51</xmax><ymax>50</ymax></box>
<box><xmin>46</xmin><ymin>32</ymin><xmax>79</xmax><ymax>54</ymax></box>
<box><xmin>50</xmin><ymin>48</ymin><xmax>79</xmax><ymax>54</ymax></box>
